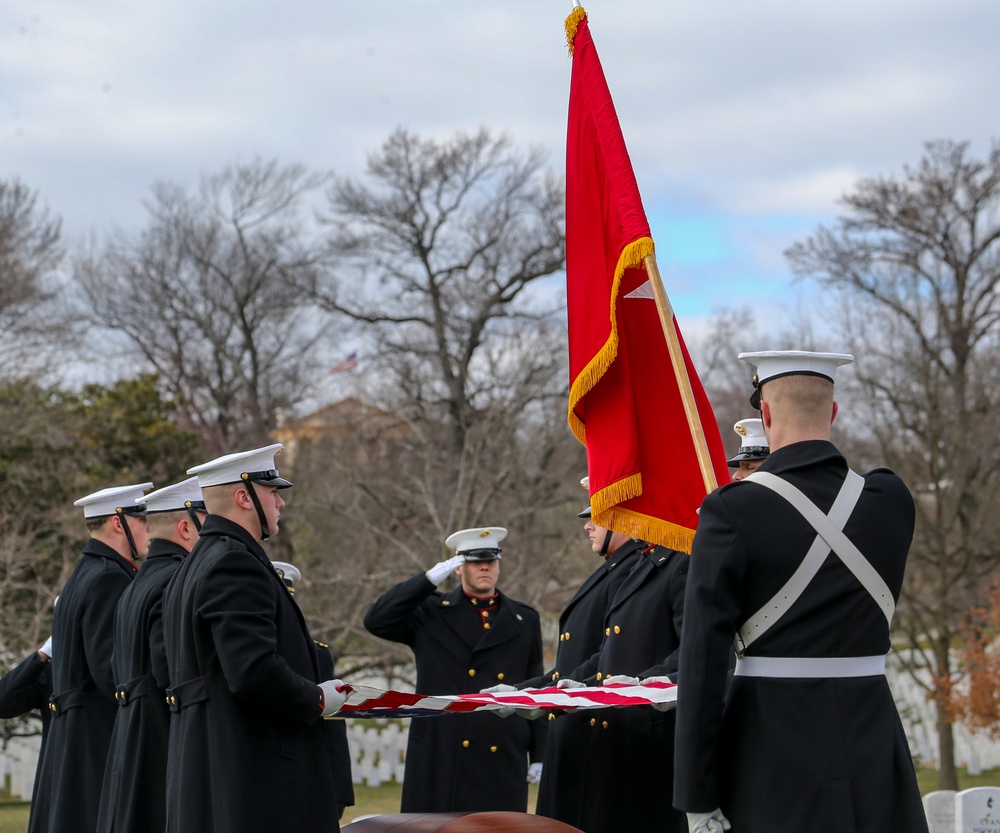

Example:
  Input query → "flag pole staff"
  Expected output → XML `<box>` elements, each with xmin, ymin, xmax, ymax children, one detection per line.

<box><xmin>643</xmin><ymin>253</ymin><xmax>719</xmax><ymax>494</ymax></box>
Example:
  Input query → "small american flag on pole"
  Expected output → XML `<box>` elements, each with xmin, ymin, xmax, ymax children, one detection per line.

<box><xmin>328</xmin><ymin>351</ymin><xmax>358</xmax><ymax>375</ymax></box>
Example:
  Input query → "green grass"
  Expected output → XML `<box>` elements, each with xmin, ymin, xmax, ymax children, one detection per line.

<box><xmin>916</xmin><ymin>766</ymin><xmax>1000</xmax><ymax>795</ymax></box>
<box><xmin>0</xmin><ymin>804</ymin><xmax>28</xmax><ymax>833</ymax></box>
<box><xmin>0</xmin><ymin>773</ymin><xmax>995</xmax><ymax>831</ymax></box>
<box><xmin>0</xmin><ymin>785</ymin><xmax>538</xmax><ymax>832</ymax></box>
<box><xmin>344</xmin><ymin>783</ymin><xmax>539</xmax><ymax>823</ymax></box>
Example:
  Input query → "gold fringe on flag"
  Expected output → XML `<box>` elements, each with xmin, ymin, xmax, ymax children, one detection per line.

<box><xmin>590</xmin><ymin>472</ymin><xmax>642</xmax><ymax>517</ymax></box>
<box><xmin>565</xmin><ymin>7</ymin><xmax>587</xmax><ymax>55</ymax></box>
<box><xmin>567</xmin><ymin>236</ymin><xmax>655</xmax><ymax>445</ymax></box>
<box><xmin>595</xmin><ymin>506</ymin><xmax>696</xmax><ymax>555</ymax></box>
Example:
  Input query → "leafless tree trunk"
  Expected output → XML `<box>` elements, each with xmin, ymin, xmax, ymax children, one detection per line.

<box><xmin>281</xmin><ymin>129</ymin><xmax>585</xmax><ymax>672</ymax></box>
<box><xmin>73</xmin><ymin>158</ymin><xmax>341</xmax><ymax>453</ymax></box>
<box><xmin>787</xmin><ymin>139</ymin><xmax>1000</xmax><ymax>788</ymax></box>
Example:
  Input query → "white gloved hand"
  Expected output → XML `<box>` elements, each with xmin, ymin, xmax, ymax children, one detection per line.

<box><xmin>425</xmin><ymin>554</ymin><xmax>465</xmax><ymax>585</ymax></box>
<box><xmin>686</xmin><ymin>808</ymin><xmax>732</xmax><ymax>833</ymax></box>
<box><xmin>481</xmin><ymin>683</ymin><xmax>518</xmax><ymax>694</ymax></box>
<box><xmin>527</xmin><ymin>762</ymin><xmax>543</xmax><ymax>784</ymax></box>
<box><xmin>602</xmin><ymin>674</ymin><xmax>640</xmax><ymax>686</ymax></box>
<box><xmin>640</xmin><ymin>675</ymin><xmax>677</xmax><ymax>710</ymax></box>
<box><xmin>319</xmin><ymin>679</ymin><xmax>351</xmax><ymax>717</ymax></box>
<box><xmin>555</xmin><ymin>678</ymin><xmax>586</xmax><ymax>689</ymax></box>
<box><xmin>481</xmin><ymin>683</ymin><xmax>518</xmax><ymax>718</ymax></box>
<box><xmin>38</xmin><ymin>636</ymin><xmax>53</xmax><ymax>660</ymax></box>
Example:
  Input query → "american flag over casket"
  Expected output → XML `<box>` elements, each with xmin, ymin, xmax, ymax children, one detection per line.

<box><xmin>333</xmin><ymin>681</ymin><xmax>677</xmax><ymax>719</ymax></box>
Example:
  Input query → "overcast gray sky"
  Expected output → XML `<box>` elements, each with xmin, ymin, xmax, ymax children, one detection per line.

<box><xmin>4</xmin><ymin>0</ymin><xmax>999</xmax><ymax>321</ymax></box>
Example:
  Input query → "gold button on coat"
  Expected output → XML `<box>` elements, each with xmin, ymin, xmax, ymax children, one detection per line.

<box><xmin>614</xmin><ymin>625</ymin><xmax>621</xmax><ymax>634</ymax></box>
<box><xmin>490</xmin><ymin>746</ymin><xmax>497</xmax><ymax>752</ymax></box>
<box><xmin>497</xmin><ymin>673</ymin><xmax>504</xmax><ymax>680</ymax></box>
<box><xmin>589</xmin><ymin>718</ymin><xmax>596</xmax><ymax>726</ymax></box>
<box><xmin>468</xmin><ymin>669</ymin><xmax>476</xmax><ymax>677</ymax></box>
<box><xmin>462</xmin><ymin>740</ymin><xmax>470</xmax><ymax>748</ymax></box>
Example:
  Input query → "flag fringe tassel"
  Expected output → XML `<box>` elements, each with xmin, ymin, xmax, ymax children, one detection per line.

<box><xmin>565</xmin><ymin>7</ymin><xmax>588</xmax><ymax>55</ymax></box>
<box><xmin>567</xmin><ymin>236</ymin><xmax>655</xmax><ymax>445</ymax></box>
<box><xmin>594</xmin><ymin>506</ymin><xmax>696</xmax><ymax>554</ymax></box>
<box><xmin>590</xmin><ymin>473</ymin><xmax>642</xmax><ymax>516</ymax></box>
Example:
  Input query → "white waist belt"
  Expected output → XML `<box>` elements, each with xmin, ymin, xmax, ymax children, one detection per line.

<box><xmin>734</xmin><ymin>655</ymin><xmax>886</xmax><ymax>678</ymax></box>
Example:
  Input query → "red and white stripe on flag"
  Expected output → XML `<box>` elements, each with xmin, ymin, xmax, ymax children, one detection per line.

<box><xmin>334</xmin><ymin>681</ymin><xmax>677</xmax><ymax>719</ymax></box>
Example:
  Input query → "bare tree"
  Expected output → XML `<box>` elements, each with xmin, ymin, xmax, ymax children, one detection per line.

<box><xmin>74</xmin><ymin>159</ymin><xmax>339</xmax><ymax>453</ymax></box>
<box><xmin>0</xmin><ymin>178</ymin><xmax>64</xmax><ymax>372</ymax></box>
<box><xmin>314</xmin><ymin>128</ymin><xmax>566</xmax><ymax>447</ymax></box>
<box><xmin>284</xmin><ymin>128</ymin><xmax>583</xmax><ymax>672</ymax></box>
<box><xmin>786</xmin><ymin>139</ymin><xmax>1000</xmax><ymax>788</ymax></box>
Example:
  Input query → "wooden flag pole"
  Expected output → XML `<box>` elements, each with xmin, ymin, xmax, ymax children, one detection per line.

<box><xmin>643</xmin><ymin>253</ymin><xmax>719</xmax><ymax>495</ymax></box>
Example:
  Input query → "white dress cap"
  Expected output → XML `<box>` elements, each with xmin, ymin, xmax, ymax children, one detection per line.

<box><xmin>144</xmin><ymin>476</ymin><xmax>206</xmax><ymax>514</ymax></box>
<box><xmin>270</xmin><ymin>561</ymin><xmax>301</xmax><ymax>588</ymax></box>
<box><xmin>738</xmin><ymin>351</ymin><xmax>854</xmax><ymax>386</ymax></box>
<box><xmin>739</xmin><ymin>350</ymin><xmax>854</xmax><ymax>408</ymax></box>
<box><xmin>578</xmin><ymin>474</ymin><xmax>592</xmax><ymax>518</ymax></box>
<box><xmin>74</xmin><ymin>482</ymin><xmax>153</xmax><ymax>519</ymax></box>
<box><xmin>444</xmin><ymin>527</ymin><xmax>508</xmax><ymax>561</ymax></box>
<box><xmin>187</xmin><ymin>442</ymin><xmax>293</xmax><ymax>489</ymax></box>
<box><xmin>727</xmin><ymin>418</ymin><xmax>770</xmax><ymax>467</ymax></box>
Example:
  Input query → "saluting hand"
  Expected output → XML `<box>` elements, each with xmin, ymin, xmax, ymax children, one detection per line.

<box><xmin>425</xmin><ymin>555</ymin><xmax>465</xmax><ymax>585</ymax></box>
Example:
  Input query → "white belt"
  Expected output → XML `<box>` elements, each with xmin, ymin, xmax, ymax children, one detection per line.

<box><xmin>734</xmin><ymin>655</ymin><xmax>886</xmax><ymax>678</ymax></box>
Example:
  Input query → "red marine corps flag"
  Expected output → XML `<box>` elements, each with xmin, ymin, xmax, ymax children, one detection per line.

<box><xmin>564</xmin><ymin>5</ymin><xmax>729</xmax><ymax>553</ymax></box>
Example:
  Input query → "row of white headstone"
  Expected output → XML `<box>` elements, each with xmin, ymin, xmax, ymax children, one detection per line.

<box><xmin>346</xmin><ymin>719</ymin><xmax>407</xmax><ymax>787</ymax></box>
<box><xmin>887</xmin><ymin>652</ymin><xmax>1000</xmax><ymax>774</ymax></box>
<box><xmin>0</xmin><ymin>733</ymin><xmax>41</xmax><ymax>800</ymax></box>
<box><xmin>924</xmin><ymin>788</ymin><xmax>1000</xmax><ymax>833</ymax></box>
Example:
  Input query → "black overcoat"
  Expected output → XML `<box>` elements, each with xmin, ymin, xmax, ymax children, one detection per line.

<box><xmin>363</xmin><ymin>573</ymin><xmax>546</xmax><ymax>813</ymax></box>
<box><xmin>673</xmin><ymin>440</ymin><xmax>927</xmax><ymax>833</ymax></box>
<box><xmin>0</xmin><ymin>649</ymin><xmax>52</xmax><ymax>723</ymax></box>
<box><xmin>556</xmin><ymin>544</ymin><xmax>688</xmax><ymax>833</ymax></box>
<box><xmin>316</xmin><ymin>642</ymin><xmax>355</xmax><ymax>819</ymax></box>
<box><xmin>97</xmin><ymin>538</ymin><xmax>186</xmax><ymax>833</ymax></box>
<box><xmin>29</xmin><ymin>538</ymin><xmax>137</xmax><ymax>833</ymax></box>
<box><xmin>0</xmin><ymin>649</ymin><xmax>52</xmax><ymax>813</ymax></box>
<box><xmin>161</xmin><ymin>515</ymin><xmax>338</xmax><ymax>833</ymax></box>
<box><xmin>530</xmin><ymin>540</ymin><xmax>642</xmax><ymax>825</ymax></box>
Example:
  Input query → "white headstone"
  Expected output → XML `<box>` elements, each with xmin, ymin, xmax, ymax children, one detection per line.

<box><xmin>955</xmin><ymin>787</ymin><xmax>1000</xmax><ymax>833</ymax></box>
<box><xmin>922</xmin><ymin>790</ymin><xmax>955</xmax><ymax>833</ymax></box>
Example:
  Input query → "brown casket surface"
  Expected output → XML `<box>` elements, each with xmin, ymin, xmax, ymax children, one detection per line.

<box><xmin>341</xmin><ymin>812</ymin><xmax>584</xmax><ymax>832</ymax></box>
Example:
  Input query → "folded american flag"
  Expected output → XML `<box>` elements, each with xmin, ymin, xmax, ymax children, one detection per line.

<box><xmin>334</xmin><ymin>681</ymin><xmax>677</xmax><ymax>719</ymax></box>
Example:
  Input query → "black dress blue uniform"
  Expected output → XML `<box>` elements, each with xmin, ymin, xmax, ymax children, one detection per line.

<box><xmin>97</xmin><ymin>537</ymin><xmax>187</xmax><ymax>833</ymax></box>
<box><xmin>673</xmin><ymin>440</ymin><xmax>928</xmax><ymax>833</ymax></box>
<box><xmin>364</xmin><ymin>572</ymin><xmax>546</xmax><ymax>813</ymax></box>
<box><xmin>556</xmin><ymin>543</ymin><xmax>688</xmax><ymax>833</ymax></box>
<box><xmin>162</xmin><ymin>514</ymin><xmax>339</xmax><ymax>833</ymax></box>
<box><xmin>528</xmin><ymin>538</ymin><xmax>643</xmax><ymax>827</ymax></box>
<box><xmin>29</xmin><ymin>537</ymin><xmax>137</xmax><ymax>833</ymax></box>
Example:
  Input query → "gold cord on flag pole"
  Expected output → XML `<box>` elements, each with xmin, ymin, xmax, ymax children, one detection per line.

<box><xmin>643</xmin><ymin>254</ymin><xmax>719</xmax><ymax>496</ymax></box>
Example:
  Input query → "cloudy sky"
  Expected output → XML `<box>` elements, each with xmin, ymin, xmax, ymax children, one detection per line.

<box><xmin>3</xmin><ymin>0</ymin><xmax>999</xmax><ymax>323</ymax></box>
